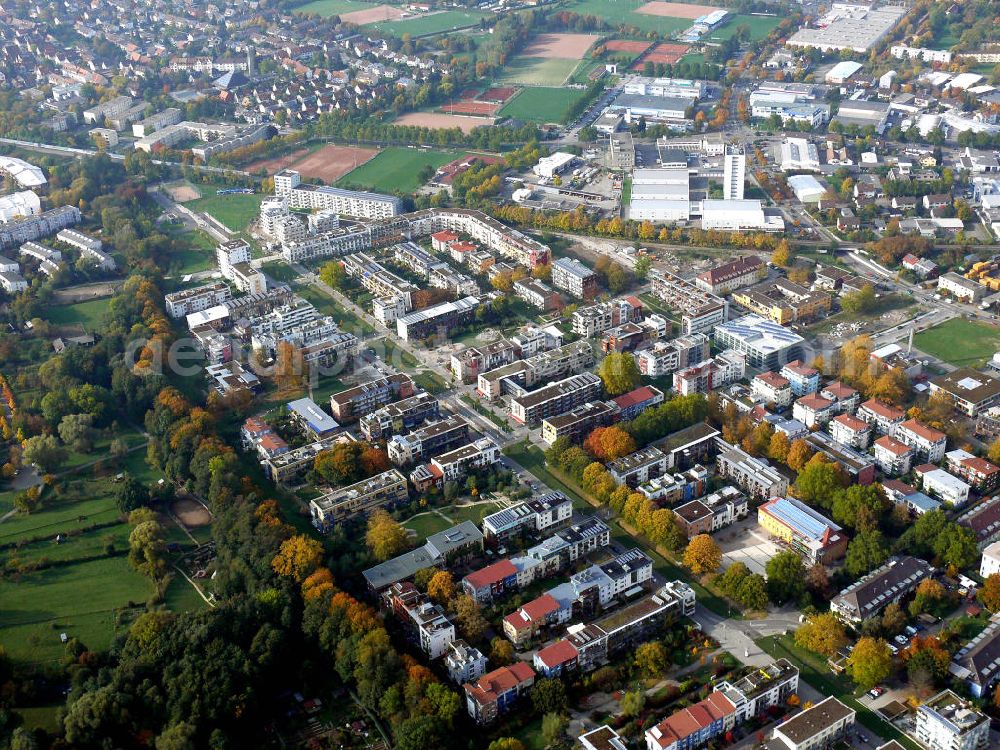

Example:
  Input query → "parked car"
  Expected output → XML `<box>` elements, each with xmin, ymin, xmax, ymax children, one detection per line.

<box><xmin>894</xmin><ymin>634</ymin><xmax>908</xmax><ymax>646</ymax></box>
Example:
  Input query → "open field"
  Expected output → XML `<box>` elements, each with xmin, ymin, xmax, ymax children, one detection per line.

<box><xmin>521</xmin><ymin>32</ymin><xmax>599</xmax><ymax>59</ymax></box>
<box><xmin>637</xmin><ymin>1</ymin><xmax>719</xmax><ymax>18</ymax></box>
<box><xmin>46</xmin><ymin>297</ymin><xmax>111</xmax><ymax>328</ymax></box>
<box><xmin>497</xmin><ymin>56</ymin><xmax>581</xmax><ymax>86</ymax></box>
<box><xmin>497</xmin><ymin>86</ymin><xmax>590</xmax><ymax>124</ymax></box>
<box><xmin>479</xmin><ymin>86</ymin><xmax>518</xmax><ymax>103</ymax></box>
<box><xmin>340</xmin><ymin>3</ymin><xmax>404</xmax><ymax>24</ymax></box>
<box><xmin>913</xmin><ymin>318</ymin><xmax>1000</xmax><ymax>368</ymax></box>
<box><xmin>186</xmin><ymin>188</ymin><xmax>265</xmax><ymax>232</ymax></box>
<box><xmin>373</xmin><ymin>9</ymin><xmax>489</xmax><ymax>37</ymax></box>
<box><xmin>253</xmin><ymin>143</ymin><xmax>378</xmax><ymax>181</ymax></box>
<box><xmin>605</xmin><ymin>39</ymin><xmax>653</xmax><ymax>54</ymax></box>
<box><xmin>441</xmin><ymin>100</ymin><xmax>500</xmax><ymax>116</ymax></box>
<box><xmin>245</xmin><ymin>147</ymin><xmax>310</xmax><ymax>174</ymax></box>
<box><xmin>336</xmin><ymin>146</ymin><xmax>461</xmax><ymax>192</ymax></box>
<box><xmin>393</xmin><ymin>111</ymin><xmax>493</xmax><ymax>133</ymax></box>
<box><xmin>167</xmin><ymin>228</ymin><xmax>217</xmax><ymax>275</ymax></box>
<box><xmin>563</xmin><ymin>0</ymin><xmax>692</xmax><ymax>36</ymax></box>
<box><xmin>709</xmin><ymin>14</ymin><xmax>780</xmax><ymax>41</ymax></box>
<box><xmin>642</xmin><ymin>42</ymin><xmax>690</xmax><ymax>64</ymax></box>
<box><xmin>163</xmin><ymin>180</ymin><xmax>200</xmax><ymax>203</ymax></box>
<box><xmin>293</xmin><ymin>0</ymin><xmax>368</xmax><ymax>16</ymax></box>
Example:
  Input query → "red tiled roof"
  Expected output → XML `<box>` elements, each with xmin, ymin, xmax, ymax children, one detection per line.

<box><xmin>623</xmin><ymin>295</ymin><xmax>643</xmax><ymax>309</ymax></box>
<box><xmin>797</xmin><ymin>394</ymin><xmax>833</xmax><ymax>411</ymax></box>
<box><xmin>650</xmin><ymin>693</ymin><xmax>736</xmax><ymax>749</ymax></box>
<box><xmin>860</xmin><ymin>399</ymin><xmax>905</xmax><ymax>421</ymax></box>
<box><xmin>754</xmin><ymin>371</ymin><xmax>790</xmax><ymax>388</ymax></box>
<box><xmin>535</xmin><ymin>639</ymin><xmax>578</xmax><ymax>669</ymax></box>
<box><xmin>431</xmin><ymin>230</ymin><xmax>458</xmax><ymax>242</ymax></box>
<box><xmin>961</xmin><ymin>456</ymin><xmax>1000</xmax><ymax>475</ymax></box>
<box><xmin>782</xmin><ymin>360</ymin><xmax>818</xmax><ymax>377</ymax></box>
<box><xmin>875</xmin><ymin>436</ymin><xmax>912</xmax><ymax>456</ymax></box>
<box><xmin>450</xmin><ymin>241</ymin><xmax>476</xmax><ymax>252</ymax></box>
<box><xmin>613</xmin><ymin>385</ymin><xmax>659</xmax><ymax>410</ymax></box>
<box><xmin>244</xmin><ymin>416</ymin><xmax>269</xmax><ymax>433</ymax></box>
<box><xmin>521</xmin><ymin>593</ymin><xmax>560</xmax><ymax>621</ymax></box>
<box><xmin>882</xmin><ymin>478</ymin><xmax>916</xmax><ymax>494</ymax></box>
<box><xmin>822</xmin><ymin>381</ymin><xmax>857</xmax><ymax>399</ymax></box>
<box><xmin>258</xmin><ymin>434</ymin><xmax>288</xmax><ymax>452</ymax></box>
<box><xmin>900</xmin><ymin>419</ymin><xmax>946</xmax><ymax>443</ymax></box>
<box><xmin>913</xmin><ymin>463</ymin><xmax>938</xmax><ymax>475</ymax></box>
<box><xmin>465</xmin><ymin>663</ymin><xmax>535</xmax><ymax>704</ymax></box>
<box><xmin>463</xmin><ymin>559</ymin><xmax>518</xmax><ymax>590</ymax></box>
<box><xmin>832</xmin><ymin>413</ymin><xmax>868</xmax><ymax>432</ymax></box>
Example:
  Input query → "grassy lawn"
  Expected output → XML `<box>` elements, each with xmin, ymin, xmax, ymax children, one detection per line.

<box><xmin>293</xmin><ymin>0</ymin><xmax>366</xmax><ymax>16</ymax></box>
<box><xmin>46</xmin><ymin>297</ymin><xmax>111</xmax><ymax>329</ymax></box>
<box><xmin>336</xmin><ymin>147</ymin><xmax>459</xmax><ymax>193</ymax></box>
<box><xmin>498</xmin><ymin>87</ymin><xmax>592</xmax><ymax>124</ymax></box>
<box><xmin>0</xmin><ymin>556</ymin><xmax>153</xmax><ymax>666</ymax></box>
<box><xmin>186</xmin><ymin>188</ymin><xmax>265</xmax><ymax>232</ymax></box>
<box><xmin>404</xmin><ymin>502</ymin><xmax>502</xmax><ymax>541</ymax></box>
<box><xmin>708</xmin><ymin>14</ymin><xmax>781</xmax><ymax>42</ymax></box>
<box><xmin>758</xmin><ymin>634</ymin><xmax>921</xmax><ymax>750</ymax></box>
<box><xmin>374</xmin><ymin>9</ymin><xmax>489</xmax><ymax>37</ymax></box>
<box><xmin>164</xmin><ymin>574</ymin><xmax>208</xmax><ymax>613</ymax></box>
<box><xmin>498</xmin><ymin>57</ymin><xmax>582</xmax><ymax>87</ymax></box>
<box><xmin>166</xmin><ymin>228</ymin><xmax>217</xmax><ymax>276</ymax></box>
<box><xmin>261</xmin><ymin>260</ymin><xmax>301</xmax><ymax>283</ymax></box>
<box><xmin>561</xmin><ymin>0</ymin><xmax>692</xmax><ymax>37</ymax></box>
<box><xmin>912</xmin><ymin>318</ymin><xmax>1000</xmax><ymax>368</ymax></box>
<box><xmin>296</xmin><ymin>283</ymin><xmax>375</xmax><ymax>334</ymax></box>
<box><xmin>622</xmin><ymin>177</ymin><xmax>632</xmax><ymax>203</ymax></box>
<box><xmin>413</xmin><ymin>370</ymin><xmax>448</xmax><ymax>394</ymax></box>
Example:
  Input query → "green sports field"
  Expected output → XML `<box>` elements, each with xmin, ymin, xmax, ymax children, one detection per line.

<box><xmin>561</xmin><ymin>0</ymin><xmax>692</xmax><ymax>36</ymax></box>
<box><xmin>708</xmin><ymin>14</ymin><xmax>781</xmax><ymax>41</ymax></box>
<box><xmin>186</xmin><ymin>188</ymin><xmax>265</xmax><ymax>232</ymax></box>
<box><xmin>293</xmin><ymin>0</ymin><xmax>367</xmax><ymax>16</ymax></box>
<box><xmin>373</xmin><ymin>9</ymin><xmax>489</xmax><ymax>37</ymax></box>
<box><xmin>335</xmin><ymin>147</ymin><xmax>459</xmax><ymax>193</ymax></box>
<box><xmin>498</xmin><ymin>87</ymin><xmax>590</xmax><ymax>124</ymax></box>
<box><xmin>46</xmin><ymin>297</ymin><xmax>111</xmax><ymax>328</ymax></box>
<box><xmin>913</xmin><ymin>318</ymin><xmax>1000</xmax><ymax>368</ymax></box>
<box><xmin>498</xmin><ymin>57</ymin><xmax>581</xmax><ymax>87</ymax></box>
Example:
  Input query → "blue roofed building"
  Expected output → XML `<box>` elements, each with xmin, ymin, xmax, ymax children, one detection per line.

<box><xmin>758</xmin><ymin>495</ymin><xmax>848</xmax><ymax>565</ymax></box>
<box><xmin>287</xmin><ymin>397</ymin><xmax>340</xmax><ymax>439</ymax></box>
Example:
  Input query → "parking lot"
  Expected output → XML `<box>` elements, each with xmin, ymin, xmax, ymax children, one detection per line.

<box><xmin>715</xmin><ymin>516</ymin><xmax>781</xmax><ymax>576</ymax></box>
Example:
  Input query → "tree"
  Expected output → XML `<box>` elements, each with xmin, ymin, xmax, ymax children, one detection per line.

<box><xmin>902</xmin><ymin>636</ymin><xmax>950</xmax><ymax>686</ymax></box>
<box><xmin>21</xmin><ymin>433</ymin><xmax>66</xmax><ymax>473</ymax></box>
<box><xmin>772</xmin><ymin>239</ymin><xmax>792</xmax><ymax>267</ymax></box>
<box><xmin>635</xmin><ymin>641</ymin><xmax>668</xmax><ymax>677</ymax></box>
<box><xmin>766</xmin><ymin>551</ymin><xmax>805</xmax><ymax>605</ymax></box>
<box><xmin>427</xmin><ymin>570</ymin><xmax>455</xmax><ymax>604</ymax></box>
<box><xmin>597</xmin><ymin>352</ymin><xmax>641</xmax><ymax>396</ymax></box>
<box><xmin>988</xmin><ymin>438</ymin><xmax>1000</xmax><ymax>466</ymax></box>
<box><xmin>541</xmin><ymin>712</ymin><xmax>568</xmax><ymax>747</ymax></box>
<box><xmin>319</xmin><ymin>260</ymin><xmax>347</xmax><ymax>289</ymax></box>
<box><xmin>979</xmin><ymin>573</ymin><xmax>1000</xmax><ymax>612</ymax></box>
<box><xmin>634</xmin><ymin>254</ymin><xmax>652</xmax><ymax>280</ymax></box>
<box><xmin>452</xmin><ymin>594</ymin><xmax>488</xmax><ymax>642</ymax></box>
<box><xmin>717</xmin><ymin>562</ymin><xmax>751</xmax><ymax>598</ymax></box>
<box><xmin>795</xmin><ymin>613</ymin><xmax>848</xmax><ymax>657</ymax></box>
<box><xmin>490</xmin><ymin>637</ymin><xmax>514</xmax><ymax>666</ymax></box>
<box><xmin>114</xmin><ymin>473</ymin><xmax>150</xmax><ymax>514</ymax></box>
<box><xmin>910</xmin><ymin>577</ymin><xmax>946</xmax><ymax>616</ymax></box>
<box><xmin>129</xmin><ymin>520</ymin><xmax>168</xmax><ymax>580</ymax></box>
<box><xmin>366</xmin><ymin>509</ymin><xmax>409</xmax><ymax>561</ymax></box>
<box><xmin>58</xmin><ymin>413</ymin><xmax>95</xmax><ymax>453</ymax></box>
<box><xmin>786</xmin><ymin>439</ymin><xmax>814</xmax><ymax>472</ymax></box>
<box><xmin>737</xmin><ymin>574</ymin><xmax>769</xmax><ymax>611</ymax></box>
<box><xmin>620</xmin><ymin>689</ymin><xmax>646</xmax><ymax>718</ymax></box>
<box><xmin>846</xmin><ymin>637</ymin><xmax>893</xmax><ymax>690</ymax></box>
<box><xmin>272</xmin><ymin>535</ymin><xmax>324</xmax><ymax>582</ymax></box>
<box><xmin>845</xmin><ymin>530</ymin><xmax>890</xmax><ymax>577</ymax></box>
<box><xmin>683</xmin><ymin>534</ymin><xmax>722</xmax><ymax>575</ymax></box>
<box><xmin>488</xmin><ymin>740</ymin><xmax>525</xmax><ymax>750</ymax></box>
<box><xmin>881</xmin><ymin>602</ymin><xmax>907</xmax><ymax>635</ymax></box>
<box><xmin>768</xmin><ymin>431</ymin><xmax>791</xmax><ymax>463</ymax></box>
<box><xmin>841</xmin><ymin>284</ymin><xmax>877</xmax><ymax>315</ymax></box>
<box><xmin>794</xmin><ymin>457</ymin><xmax>845</xmax><ymax>510</ymax></box>
<box><xmin>530</xmin><ymin>678</ymin><xmax>567</xmax><ymax>715</ymax></box>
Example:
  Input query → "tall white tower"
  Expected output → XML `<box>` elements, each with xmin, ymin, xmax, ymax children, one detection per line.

<box><xmin>723</xmin><ymin>144</ymin><xmax>746</xmax><ymax>201</ymax></box>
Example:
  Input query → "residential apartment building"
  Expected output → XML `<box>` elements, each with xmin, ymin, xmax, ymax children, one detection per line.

<box><xmin>830</xmin><ymin>556</ymin><xmax>934</xmax><ymax>624</ymax></box>
<box><xmin>874</xmin><ymin>435</ymin><xmax>915</xmax><ymax>475</ymax></box>
<box><xmin>780</xmin><ymin>361</ymin><xmax>820</xmax><ymax>396</ymax></box>
<box><xmin>673</xmin><ymin>351</ymin><xmax>746</xmax><ymax>397</ymax></box>
<box><xmin>612</xmin><ymin>385</ymin><xmax>665</xmax><ymax>421</ymax></box>
<box><xmin>752</xmin><ymin>371</ymin><xmax>793</xmax><ymax>408</ymax></box>
<box><xmin>551</xmin><ymin>257</ymin><xmax>598</xmax><ymax>299</ymax></box>
<box><xmin>768</xmin><ymin>697</ymin><xmax>855</xmax><ymax>750</ymax></box>
<box><xmin>946</xmin><ymin>449</ymin><xmax>1000</xmax><ymax>494</ymax></box>
<box><xmin>645</xmin><ymin>692</ymin><xmax>737</xmax><ymax>750</ymax></box>
<box><xmin>608</xmin><ymin>446</ymin><xmax>670</xmax><ymax>487</ymax></box>
<box><xmin>463</xmin><ymin>663</ymin><xmax>536</xmax><ymax>724</ymax></box>
<box><xmin>359</xmin><ymin>392</ymin><xmax>439</xmax><ymax>441</ymax></box>
<box><xmin>396</xmin><ymin>296</ymin><xmax>480</xmax><ymax>341</ymax></box>
<box><xmin>732</xmin><ymin>279</ymin><xmax>831</xmax><ymax>325</ymax></box>
<box><xmin>444</xmin><ymin>641</ymin><xmax>488</xmax><ymax>686</ymax></box>
<box><xmin>857</xmin><ymin>399</ymin><xmax>906</xmax><ymax>436</ymax></box>
<box><xmin>951</xmin><ymin>616</ymin><xmax>1000</xmax><ymax>699</ymax></box>
<box><xmin>929</xmin><ymin>368</ymin><xmax>1000</xmax><ymax>417</ymax></box>
<box><xmin>959</xmin><ymin>495</ymin><xmax>1000</xmax><ymax>549</ymax></box>
<box><xmin>426</xmin><ymin>437</ymin><xmax>500</xmax><ymax>483</ymax></box>
<box><xmin>636</xmin><ymin>335</ymin><xmax>710</xmax><ymax>378</ymax></box>
<box><xmin>804</xmin><ymin>431</ymin><xmax>876</xmax><ymax>486</ymax></box>
<box><xmin>263</xmin><ymin>435</ymin><xmax>355</xmax><ymax>485</ymax></box>
<box><xmin>714</xmin><ymin>315</ymin><xmax>806</xmax><ymax>370</ymax></box>
<box><xmin>714</xmin><ymin>659</ymin><xmax>799</xmax><ymax>723</ymax></box>
<box><xmin>938</xmin><ymin>271</ymin><xmax>986</xmax><ymax>303</ymax></box>
<box><xmin>716</xmin><ymin>442</ymin><xmax>789</xmax><ymax>500</ymax></box>
<box><xmin>477</xmin><ymin>341</ymin><xmax>594</xmax><ymax>401</ymax></box>
<box><xmin>915</xmin><ymin>465</ymin><xmax>970</xmax><ymax>508</ymax></box>
<box><xmin>329</xmin><ymin>374</ymin><xmax>415</xmax><ymax>422</ymax></box>
<box><xmin>309</xmin><ymin>469</ymin><xmax>409</xmax><ymax>533</ymax></box>
<box><xmin>793</xmin><ymin>394</ymin><xmax>835</xmax><ymax>428</ymax></box>
<box><xmin>829</xmin><ymin>413</ymin><xmax>872</xmax><ymax>449</ymax></box>
<box><xmin>650</xmin><ymin>270</ymin><xmax>728</xmax><ymax>336</ymax></box>
<box><xmin>758</xmin><ymin>496</ymin><xmax>848</xmax><ymax>565</ymax></box>
<box><xmin>572</xmin><ymin>297</ymin><xmax>644</xmax><ymax>337</ymax></box>
<box><xmin>514</xmin><ymin>278</ymin><xmax>561</xmax><ymax>310</ymax></box>
<box><xmin>895</xmin><ymin>419</ymin><xmax>948</xmax><ymax>464</ymax></box>
<box><xmin>274</xmin><ymin>169</ymin><xmax>403</xmax><ymax>220</ymax></box>
<box><xmin>363</xmin><ymin>521</ymin><xmax>484</xmax><ymax>593</ymax></box>
<box><xmin>164</xmin><ymin>282</ymin><xmax>232</xmax><ymax>319</ymax></box>
<box><xmin>695</xmin><ymin>255</ymin><xmax>766</xmax><ymax>295</ymax></box>
<box><xmin>450</xmin><ymin>339</ymin><xmax>519</xmax><ymax>383</ymax></box>
<box><xmin>541</xmin><ymin>401</ymin><xmax>619</xmax><ymax>446</ymax></box>
<box><xmin>673</xmin><ymin>487</ymin><xmax>748</xmax><ymax>537</ymax></box>
<box><xmin>913</xmin><ymin>690</ymin><xmax>989</xmax><ymax>750</ymax></box>
<box><xmin>509</xmin><ymin>372</ymin><xmax>603</xmax><ymax>426</ymax></box>
<box><xmin>387</xmin><ymin>415</ymin><xmax>470</xmax><ymax>466</ymax></box>
<box><xmin>480</xmin><ymin>492</ymin><xmax>574</xmax><ymax>545</ymax></box>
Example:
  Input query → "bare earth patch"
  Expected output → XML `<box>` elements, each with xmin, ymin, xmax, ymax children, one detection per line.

<box><xmin>636</xmin><ymin>1</ymin><xmax>719</xmax><ymax>19</ymax></box>
<box><xmin>520</xmin><ymin>32</ymin><xmax>600</xmax><ymax>60</ymax></box>
<box><xmin>633</xmin><ymin>42</ymin><xmax>691</xmax><ymax>69</ymax></box>
<box><xmin>285</xmin><ymin>144</ymin><xmax>378</xmax><ymax>182</ymax></box>
<box><xmin>339</xmin><ymin>4</ymin><xmax>405</xmax><ymax>24</ymax></box>
<box><xmin>605</xmin><ymin>40</ymin><xmax>653</xmax><ymax>54</ymax></box>
<box><xmin>441</xmin><ymin>101</ymin><xmax>500</xmax><ymax>116</ymax></box>
<box><xmin>478</xmin><ymin>86</ymin><xmax>518</xmax><ymax>103</ymax></box>
<box><xmin>245</xmin><ymin>147</ymin><xmax>311</xmax><ymax>175</ymax></box>
<box><xmin>394</xmin><ymin>112</ymin><xmax>494</xmax><ymax>133</ymax></box>
<box><xmin>172</xmin><ymin>498</ymin><xmax>212</xmax><ymax>528</ymax></box>
<box><xmin>165</xmin><ymin>182</ymin><xmax>200</xmax><ymax>203</ymax></box>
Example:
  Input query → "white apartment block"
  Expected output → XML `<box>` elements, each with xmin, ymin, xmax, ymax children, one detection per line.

<box><xmin>716</xmin><ymin>441</ymin><xmax>789</xmax><ymax>500</ymax></box>
<box><xmin>274</xmin><ymin>169</ymin><xmax>403</xmax><ymax>220</ymax></box>
<box><xmin>913</xmin><ymin>690</ymin><xmax>989</xmax><ymax>750</ymax></box>
<box><xmin>509</xmin><ymin>372</ymin><xmax>603</xmax><ymax>426</ymax></box>
<box><xmin>829</xmin><ymin>413</ymin><xmax>872</xmax><ymax>450</ymax></box>
<box><xmin>636</xmin><ymin>335</ymin><xmax>710</xmax><ymax>377</ymax></box>
<box><xmin>607</xmin><ymin>446</ymin><xmax>669</xmax><ymax>487</ymax></box>
<box><xmin>917</xmin><ymin>467</ymin><xmax>971</xmax><ymax>509</ymax></box>
<box><xmin>0</xmin><ymin>271</ymin><xmax>27</xmax><ymax>293</ymax></box>
<box><xmin>572</xmin><ymin>298</ymin><xmax>642</xmax><ymax>337</ymax></box>
<box><xmin>751</xmin><ymin>372</ymin><xmax>793</xmax><ymax>408</ymax></box>
<box><xmin>770</xmin><ymin>697</ymin><xmax>855</xmax><ymax>750</ymax></box>
<box><xmin>896</xmin><ymin>419</ymin><xmax>948</xmax><ymax>464</ymax></box>
<box><xmin>873</xmin><ymin>436</ymin><xmax>914</xmax><ymax>476</ymax></box>
<box><xmin>431</xmin><ymin>438</ymin><xmax>500</xmax><ymax>482</ymax></box>
<box><xmin>857</xmin><ymin>399</ymin><xmax>906</xmax><ymax>436</ymax></box>
<box><xmin>444</xmin><ymin>641</ymin><xmax>488</xmax><ymax>685</ymax></box>
<box><xmin>164</xmin><ymin>282</ymin><xmax>232</xmax><ymax>319</ymax></box>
